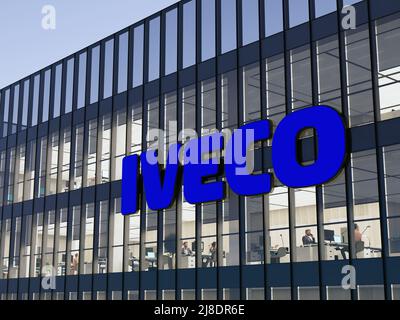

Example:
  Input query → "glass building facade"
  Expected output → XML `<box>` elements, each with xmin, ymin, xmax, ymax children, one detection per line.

<box><xmin>1</xmin><ymin>0</ymin><xmax>400</xmax><ymax>300</ymax></box>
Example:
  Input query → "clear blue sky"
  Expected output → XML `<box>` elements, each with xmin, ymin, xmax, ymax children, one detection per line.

<box><xmin>0</xmin><ymin>0</ymin><xmax>178</xmax><ymax>89</ymax></box>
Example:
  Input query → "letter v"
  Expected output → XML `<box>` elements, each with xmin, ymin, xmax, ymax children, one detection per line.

<box><xmin>142</xmin><ymin>143</ymin><xmax>182</xmax><ymax>211</ymax></box>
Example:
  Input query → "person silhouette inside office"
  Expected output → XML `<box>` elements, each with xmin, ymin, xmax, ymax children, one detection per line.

<box><xmin>209</xmin><ymin>242</ymin><xmax>217</xmax><ymax>267</ymax></box>
<box><xmin>354</xmin><ymin>224</ymin><xmax>362</xmax><ymax>242</ymax></box>
<box><xmin>181</xmin><ymin>241</ymin><xmax>193</xmax><ymax>256</ymax></box>
<box><xmin>302</xmin><ymin>229</ymin><xmax>316</xmax><ymax>246</ymax></box>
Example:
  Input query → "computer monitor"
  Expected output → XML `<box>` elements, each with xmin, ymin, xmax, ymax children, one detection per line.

<box><xmin>147</xmin><ymin>252</ymin><xmax>155</xmax><ymax>259</ymax></box>
<box><xmin>334</xmin><ymin>235</ymin><xmax>342</xmax><ymax>243</ymax></box>
<box><xmin>191</xmin><ymin>241</ymin><xmax>204</xmax><ymax>252</ymax></box>
<box><xmin>145</xmin><ymin>248</ymin><xmax>154</xmax><ymax>257</ymax></box>
<box><xmin>324</xmin><ymin>229</ymin><xmax>335</xmax><ymax>242</ymax></box>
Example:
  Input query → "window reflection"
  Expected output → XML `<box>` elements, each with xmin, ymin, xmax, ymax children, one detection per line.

<box><xmin>77</xmin><ymin>52</ymin><xmax>87</xmax><ymax>109</ymax></box>
<box><xmin>316</xmin><ymin>36</ymin><xmax>342</xmax><ymax>112</ymax></box>
<box><xmin>220</xmin><ymin>0</ymin><xmax>237</xmax><ymax>54</ymax></box>
<box><xmin>132</xmin><ymin>25</ymin><xmax>144</xmax><ymax>87</ymax></box>
<box><xmin>103</xmin><ymin>39</ymin><xmax>114</xmax><ymax>99</ymax></box>
<box><xmin>183</xmin><ymin>0</ymin><xmax>196</xmax><ymax>68</ymax></box>
<box><xmin>201</xmin><ymin>0</ymin><xmax>216</xmax><ymax>61</ymax></box>
<box><xmin>165</xmin><ymin>9</ymin><xmax>178</xmax><ymax>75</ymax></box>
<box><xmin>242</xmin><ymin>0</ymin><xmax>259</xmax><ymax>46</ymax></box>
<box><xmin>243</xmin><ymin>63</ymin><xmax>261</xmax><ymax>123</ymax></box>
<box><xmin>90</xmin><ymin>46</ymin><xmax>100</xmax><ymax>104</ymax></box>
<box><xmin>345</xmin><ymin>25</ymin><xmax>374</xmax><ymax>126</ymax></box>
<box><xmin>148</xmin><ymin>17</ymin><xmax>161</xmax><ymax>81</ymax></box>
<box><xmin>289</xmin><ymin>0</ymin><xmax>309</xmax><ymax>28</ymax></box>
<box><xmin>117</xmin><ymin>32</ymin><xmax>128</xmax><ymax>93</ymax></box>
<box><xmin>375</xmin><ymin>13</ymin><xmax>400</xmax><ymax>121</ymax></box>
<box><xmin>290</xmin><ymin>45</ymin><xmax>312</xmax><ymax>110</ymax></box>
<box><xmin>265</xmin><ymin>0</ymin><xmax>283</xmax><ymax>37</ymax></box>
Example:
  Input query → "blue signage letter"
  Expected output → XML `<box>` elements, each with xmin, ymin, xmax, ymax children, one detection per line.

<box><xmin>225</xmin><ymin>120</ymin><xmax>272</xmax><ymax>196</ymax></box>
<box><xmin>121</xmin><ymin>155</ymin><xmax>140</xmax><ymax>215</ymax></box>
<box><xmin>184</xmin><ymin>133</ymin><xmax>225</xmax><ymax>204</ymax></box>
<box><xmin>141</xmin><ymin>143</ymin><xmax>182</xmax><ymax>211</ymax></box>
<box><xmin>272</xmin><ymin>106</ymin><xmax>346</xmax><ymax>188</ymax></box>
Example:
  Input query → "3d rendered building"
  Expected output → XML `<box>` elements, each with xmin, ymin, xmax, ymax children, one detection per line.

<box><xmin>1</xmin><ymin>0</ymin><xmax>400</xmax><ymax>300</ymax></box>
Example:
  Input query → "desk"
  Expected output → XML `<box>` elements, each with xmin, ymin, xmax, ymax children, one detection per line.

<box><xmin>296</xmin><ymin>245</ymin><xmax>318</xmax><ymax>262</ymax></box>
<box><xmin>180</xmin><ymin>255</ymin><xmax>195</xmax><ymax>268</ymax></box>
<box><xmin>129</xmin><ymin>257</ymin><xmax>139</xmax><ymax>272</ymax></box>
<box><xmin>145</xmin><ymin>256</ymin><xmax>157</xmax><ymax>269</ymax></box>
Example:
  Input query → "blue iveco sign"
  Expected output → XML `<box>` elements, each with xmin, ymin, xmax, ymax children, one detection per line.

<box><xmin>121</xmin><ymin>106</ymin><xmax>347</xmax><ymax>215</ymax></box>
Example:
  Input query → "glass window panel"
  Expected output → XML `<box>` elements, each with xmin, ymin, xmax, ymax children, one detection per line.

<box><xmin>315</xmin><ymin>0</ymin><xmax>337</xmax><ymax>18</ymax></box>
<box><xmin>243</xmin><ymin>63</ymin><xmax>261</xmax><ymax>122</ymax></box>
<box><xmin>323</xmin><ymin>171</ymin><xmax>347</xmax><ymax>223</ymax></box>
<box><xmin>265</xmin><ymin>0</ymin><xmax>283</xmax><ymax>37</ymax></box>
<box><xmin>0</xmin><ymin>151</ymin><xmax>6</xmax><ymax>204</ymax></box>
<box><xmin>32</xmin><ymin>75</ymin><xmax>40</xmax><ymax>126</ymax></box>
<box><xmin>6</xmin><ymin>148</ymin><xmax>15</xmax><ymax>205</ymax></box>
<box><xmin>22</xmin><ymin>79</ymin><xmax>29</xmax><ymax>128</ymax></box>
<box><xmin>316</xmin><ymin>36</ymin><xmax>342</xmax><ymax>112</ymax></box>
<box><xmin>165</xmin><ymin>9</ymin><xmax>178</xmax><ymax>75</ymax></box>
<box><xmin>129</xmin><ymin>101</ymin><xmax>143</xmax><ymax>155</ymax></box>
<box><xmin>55</xmin><ymin>208</ymin><xmax>68</xmax><ymax>276</ymax></box>
<box><xmin>85</xmin><ymin>119</ymin><xmax>97</xmax><ymax>187</ymax></box>
<box><xmin>77</xmin><ymin>52</ymin><xmax>87</xmax><ymax>108</ymax></box>
<box><xmin>103</xmin><ymin>39</ymin><xmax>114</xmax><ymax>99</ymax></box>
<box><xmin>72</xmin><ymin>124</ymin><xmax>84</xmax><ymax>190</ymax></box>
<box><xmin>65</xmin><ymin>58</ymin><xmax>74</xmax><ymax>113</ymax></box>
<box><xmin>112</xmin><ymin>110</ymin><xmax>126</xmax><ymax>181</ymax></box>
<box><xmin>148</xmin><ymin>17</ymin><xmax>161</xmax><ymax>81</ymax></box>
<box><xmin>242</xmin><ymin>0</ymin><xmax>259</xmax><ymax>46</ymax></box>
<box><xmin>383</xmin><ymin>145</ymin><xmax>400</xmax><ymax>218</ymax></box>
<box><xmin>20</xmin><ymin>215</ymin><xmax>32</xmax><ymax>278</ymax></box>
<box><xmin>351</xmin><ymin>150</ymin><xmax>380</xmax><ymax>220</ymax></box>
<box><xmin>289</xmin><ymin>0</ymin><xmax>309</xmax><ymax>28</ymax></box>
<box><xmin>353</xmin><ymin>220</ymin><xmax>382</xmax><ymax>259</ymax></box>
<box><xmin>147</xmin><ymin>98</ymin><xmax>160</xmax><ymax>149</ymax></box>
<box><xmin>183</xmin><ymin>0</ymin><xmax>196</xmax><ymax>68</ymax></box>
<box><xmin>221</xmin><ymin>70</ymin><xmax>238</xmax><ymax>129</ymax></box>
<box><xmin>220</xmin><ymin>0</ymin><xmax>237</xmax><ymax>54</ymax></box>
<box><xmin>132</xmin><ymin>25</ymin><xmax>144</xmax><ymax>87</ymax></box>
<box><xmin>201</xmin><ymin>78</ymin><xmax>216</xmax><ymax>134</ymax></box>
<box><xmin>345</xmin><ymin>25</ymin><xmax>374</xmax><ymax>126</ymax></box>
<box><xmin>53</xmin><ymin>64</ymin><xmax>62</xmax><ymax>118</ymax></box>
<box><xmin>99</xmin><ymin>114</ymin><xmax>111</xmax><ymax>184</ymax></box>
<box><xmin>58</xmin><ymin>127</ymin><xmax>71</xmax><ymax>193</ymax></box>
<box><xmin>245</xmin><ymin>232</ymin><xmax>264</xmax><ymax>265</ymax></box>
<box><xmin>245</xmin><ymin>196</ymin><xmax>263</xmax><ymax>232</ymax></box>
<box><xmin>31</xmin><ymin>213</ymin><xmax>43</xmax><ymax>277</ymax></box>
<box><xmin>118</xmin><ymin>32</ymin><xmax>129</xmax><ymax>93</ymax></box>
<box><xmin>90</xmin><ymin>46</ymin><xmax>100</xmax><ymax>104</ymax></box>
<box><xmin>37</xmin><ymin>137</ymin><xmax>47</xmax><ymax>198</ymax></box>
<box><xmin>201</xmin><ymin>0</ymin><xmax>216</xmax><ymax>61</ymax></box>
<box><xmin>69</xmin><ymin>206</ymin><xmax>81</xmax><ymax>275</ymax></box>
<box><xmin>181</xmin><ymin>85</ymin><xmax>196</xmax><ymax>143</ymax></box>
<box><xmin>343</xmin><ymin>0</ymin><xmax>362</xmax><ymax>5</ymax></box>
<box><xmin>2</xmin><ymin>89</ymin><xmax>10</xmax><ymax>137</ymax></box>
<box><xmin>376</xmin><ymin>13</ymin><xmax>400</xmax><ymax>121</ymax></box>
<box><xmin>81</xmin><ymin>203</ymin><xmax>94</xmax><ymax>274</ymax></box>
<box><xmin>14</xmin><ymin>144</ymin><xmax>25</xmax><ymax>203</ymax></box>
<box><xmin>290</xmin><ymin>45</ymin><xmax>312</xmax><ymax>110</ymax></box>
<box><xmin>388</xmin><ymin>217</ymin><xmax>400</xmax><ymax>257</ymax></box>
<box><xmin>46</xmin><ymin>132</ymin><xmax>59</xmax><ymax>195</ymax></box>
<box><xmin>24</xmin><ymin>140</ymin><xmax>36</xmax><ymax>201</ymax></box>
<box><xmin>42</xmin><ymin>70</ymin><xmax>51</xmax><ymax>123</ymax></box>
<box><xmin>11</xmin><ymin>85</ymin><xmax>19</xmax><ymax>134</ymax></box>
<box><xmin>266</xmin><ymin>54</ymin><xmax>286</xmax><ymax>126</ymax></box>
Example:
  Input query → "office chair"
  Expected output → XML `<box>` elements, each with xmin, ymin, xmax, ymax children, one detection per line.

<box><xmin>271</xmin><ymin>247</ymin><xmax>287</xmax><ymax>264</ymax></box>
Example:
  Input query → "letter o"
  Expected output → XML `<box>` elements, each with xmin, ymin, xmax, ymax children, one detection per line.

<box><xmin>272</xmin><ymin>106</ymin><xmax>346</xmax><ymax>188</ymax></box>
